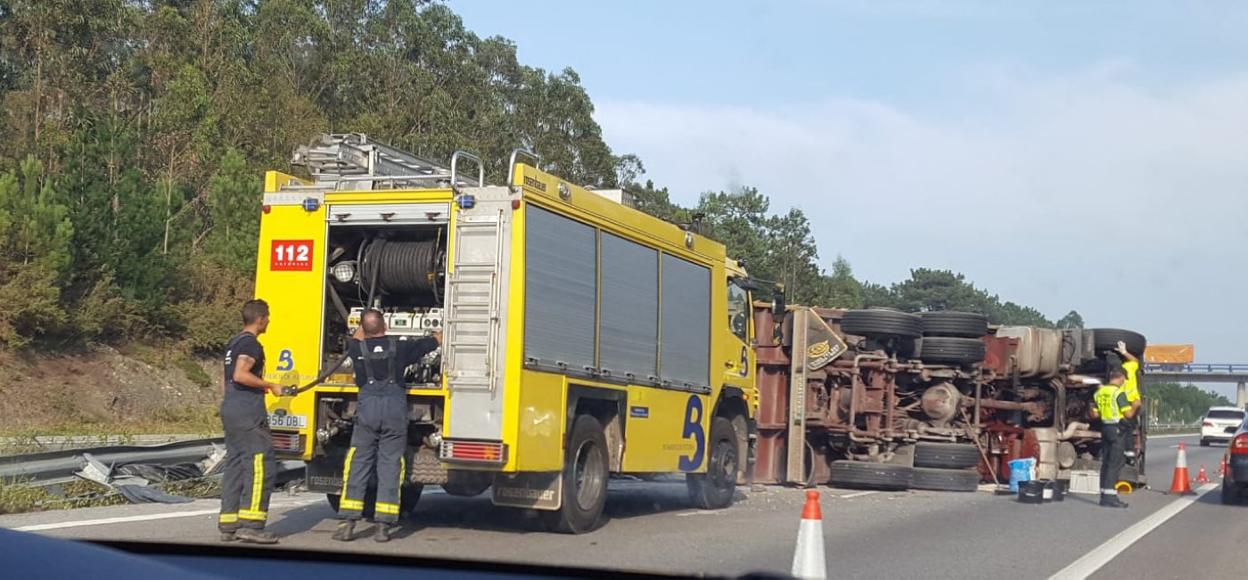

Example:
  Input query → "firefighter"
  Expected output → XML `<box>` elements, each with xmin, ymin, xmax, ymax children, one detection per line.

<box><xmin>1090</xmin><ymin>364</ymin><xmax>1136</xmax><ymax>508</ymax></box>
<box><xmin>333</xmin><ymin>310</ymin><xmax>441</xmax><ymax>543</ymax></box>
<box><xmin>1114</xmin><ymin>342</ymin><xmax>1143</xmax><ymax>462</ymax></box>
<box><xmin>219</xmin><ymin>299</ymin><xmax>285</xmax><ymax>544</ymax></box>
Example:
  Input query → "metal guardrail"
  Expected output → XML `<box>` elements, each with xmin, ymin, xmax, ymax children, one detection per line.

<box><xmin>0</xmin><ymin>438</ymin><xmax>223</xmax><ymax>487</ymax></box>
<box><xmin>1144</xmin><ymin>363</ymin><xmax>1248</xmax><ymax>374</ymax></box>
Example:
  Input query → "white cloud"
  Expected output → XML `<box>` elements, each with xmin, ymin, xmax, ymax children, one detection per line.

<box><xmin>596</xmin><ymin>64</ymin><xmax>1248</xmax><ymax>384</ymax></box>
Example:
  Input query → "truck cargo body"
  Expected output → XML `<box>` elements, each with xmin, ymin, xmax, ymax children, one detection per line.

<box><xmin>752</xmin><ymin>305</ymin><xmax>1147</xmax><ymax>489</ymax></box>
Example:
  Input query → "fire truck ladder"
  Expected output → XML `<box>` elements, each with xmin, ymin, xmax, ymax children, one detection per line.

<box><xmin>443</xmin><ymin>211</ymin><xmax>505</xmax><ymax>393</ymax></box>
<box><xmin>290</xmin><ymin>133</ymin><xmax>481</xmax><ymax>190</ymax></box>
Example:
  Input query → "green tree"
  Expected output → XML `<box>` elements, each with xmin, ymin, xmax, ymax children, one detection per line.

<box><xmin>823</xmin><ymin>256</ymin><xmax>864</xmax><ymax>308</ymax></box>
<box><xmin>0</xmin><ymin>156</ymin><xmax>72</xmax><ymax>346</ymax></box>
<box><xmin>204</xmin><ymin>149</ymin><xmax>261</xmax><ymax>271</ymax></box>
<box><xmin>1057</xmin><ymin>310</ymin><xmax>1085</xmax><ymax>329</ymax></box>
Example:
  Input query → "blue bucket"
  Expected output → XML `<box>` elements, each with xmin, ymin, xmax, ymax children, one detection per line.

<box><xmin>1008</xmin><ymin>458</ymin><xmax>1036</xmax><ymax>493</ymax></box>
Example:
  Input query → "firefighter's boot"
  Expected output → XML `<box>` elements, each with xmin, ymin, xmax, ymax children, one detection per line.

<box><xmin>332</xmin><ymin>520</ymin><xmax>356</xmax><ymax>542</ymax></box>
<box><xmin>234</xmin><ymin>528</ymin><xmax>279</xmax><ymax>544</ymax></box>
<box><xmin>375</xmin><ymin>523</ymin><xmax>395</xmax><ymax>543</ymax></box>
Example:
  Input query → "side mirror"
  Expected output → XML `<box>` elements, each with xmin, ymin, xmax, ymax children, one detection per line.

<box><xmin>771</xmin><ymin>290</ymin><xmax>786</xmax><ymax>316</ymax></box>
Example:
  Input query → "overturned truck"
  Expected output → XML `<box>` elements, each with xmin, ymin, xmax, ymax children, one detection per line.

<box><xmin>751</xmin><ymin>305</ymin><xmax>1147</xmax><ymax>492</ymax></box>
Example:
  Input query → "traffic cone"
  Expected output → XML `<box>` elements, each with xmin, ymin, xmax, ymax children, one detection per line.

<box><xmin>1168</xmin><ymin>442</ymin><xmax>1195</xmax><ymax>495</ymax></box>
<box><xmin>1197</xmin><ymin>464</ymin><xmax>1210</xmax><ymax>484</ymax></box>
<box><xmin>791</xmin><ymin>490</ymin><xmax>827</xmax><ymax>580</ymax></box>
<box><xmin>1221</xmin><ymin>457</ymin><xmax>1228</xmax><ymax>478</ymax></box>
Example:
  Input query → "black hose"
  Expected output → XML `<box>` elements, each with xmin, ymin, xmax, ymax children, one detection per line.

<box><xmin>361</xmin><ymin>239</ymin><xmax>439</xmax><ymax>296</ymax></box>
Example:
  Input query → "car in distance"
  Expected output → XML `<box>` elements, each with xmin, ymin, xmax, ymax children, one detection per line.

<box><xmin>1201</xmin><ymin>407</ymin><xmax>1246</xmax><ymax>446</ymax></box>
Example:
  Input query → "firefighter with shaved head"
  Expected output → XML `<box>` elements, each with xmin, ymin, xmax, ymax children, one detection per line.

<box><xmin>332</xmin><ymin>309</ymin><xmax>441</xmax><ymax>542</ymax></box>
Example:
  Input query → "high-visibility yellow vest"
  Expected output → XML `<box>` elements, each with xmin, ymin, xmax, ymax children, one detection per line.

<box><xmin>1094</xmin><ymin>384</ymin><xmax>1127</xmax><ymax>423</ymax></box>
<box><xmin>1121</xmin><ymin>360</ymin><xmax>1141</xmax><ymax>403</ymax></box>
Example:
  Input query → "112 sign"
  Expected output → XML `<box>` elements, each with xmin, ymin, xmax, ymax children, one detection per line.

<box><xmin>271</xmin><ymin>240</ymin><xmax>313</xmax><ymax>271</ymax></box>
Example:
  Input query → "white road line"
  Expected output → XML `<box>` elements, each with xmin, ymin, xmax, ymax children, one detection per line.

<box><xmin>1048</xmin><ymin>482</ymin><xmax>1218</xmax><ymax>580</ymax></box>
<box><xmin>1147</xmin><ymin>434</ymin><xmax>1198</xmax><ymax>440</ymax></box>
<box><xmin>11</xmin><ymin>498</ymin><xmax>324</xmax><ymax>532</ymax></box>
<box><xmin>14</xmin><ymin>509</ymin><xmax>223</xmax><ymax>532</ymax></box>
<box><xmin>675</xmin><ymin>510</ymin><xmax>722</xmax><ymax>517</ymax></box>
<box><xmin>836</xmin><ymin>491</ymin><xmax>877</xmax><ymax>499</ymax></box>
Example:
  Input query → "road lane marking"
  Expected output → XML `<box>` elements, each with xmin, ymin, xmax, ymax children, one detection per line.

<box><xmin>14</xmin><ymin>509</ymin><xmax>222</xmax><ymax>532</ymax></box>
<box><xmin>1147</xmin><ymin>434</ymin><xmax>1199</xmax><ymax>440</ymax></box>
<box><xmin>676</xmin><ymin>510</ymin><xmax>722</xmax><ymax>517</ymax></box>
<box><xmin>837</xmin><ymin>491</ymin><xmax>876</xmax><ymax>499</ymax></box>
<box><xmin>11</xmin><ymin>498</ymin><xmax>324</xmax><ymax>532</ymax></box>
<box><xmin>1048</xmin><ymin>482</ymin><xmax>1218</xmax><ymax>580</ymax></box>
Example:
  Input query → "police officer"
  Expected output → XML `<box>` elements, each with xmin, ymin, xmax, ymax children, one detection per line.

<box><xmin>219</xmin><ymin>299</ymin><xmax>285</xmax><ymax>544</ymax></box>
<box><xmin>1090</xmin><ymin>363</ymin><xmax>1136</xmax><ymax>508</ymax></box>
<box><xmin>333</xmin><ymin>310</ymin><xmax>441</xmax><ymax>543</ymax></box>
<box><xmin>1113</xmin><ymin>342</ymin><xmax>1143</xmax><ymax>462</ymax></box>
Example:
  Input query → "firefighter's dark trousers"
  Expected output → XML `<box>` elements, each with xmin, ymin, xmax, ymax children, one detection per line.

<box><xmin>1100</xmin><ymin>422</ymin><xmax>1126</xmax><ymax>495</ymax></box>
<box><xmin>219</xmin><ymin>406</ymin><xmax>275</xmax><ymax>531</ymax></box>
<box><xmin>339</xmin><ymin>395</ymin><xmax>407</xmax><ymax>523</ymax></box>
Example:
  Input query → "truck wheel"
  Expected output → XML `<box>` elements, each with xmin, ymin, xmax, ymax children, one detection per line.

<box><xmin>911</xmin><ymin>467</ymin><xmax>980</xmax><ymax>492</ymax></box>
<box><xmin>916</xmin><ymin>337</ymin><xmax>986</xmax><ymax>365</ymax></box>
<box><xmin>841</xmin><ymin>309</ymin><xmax>922</xmax><ymax>339</ymax></box>
<box><xmin>919</xmin><ymin>311</ymin><xmax>988</xmax><ymax>338</ymax></box>
<box><xmin>1090</xmin><ymin>328</ymin><xmax>1147</xmax><ymax>357</ymax></box>
<box><xmin>914</xmin><ymin>442</ymin><xmax>982</xmax><ymax>469</ymax></box>
<box><xmin>540</xmin><ymin>414</ymin><xmax>609</xmax><ymax>534</ymax></box>
<box><xmin>687</xmin><ymin>417</ymin><xmax>739</xmax><ymax>509</ymax></box>
<box><xmin>827</xmin><ymin>460</ymin><xmax>912</xmax><ymax>491</ymax></box>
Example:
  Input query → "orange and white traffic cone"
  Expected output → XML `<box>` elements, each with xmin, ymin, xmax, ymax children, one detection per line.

<box><xmin>791</xmin><ymin>490</ymin><xmax>826</xmax><ymax>580</ymax></box>
<box><xmin>1168</xmin><ymin>442</ymin><xmax>1195</xmax><ymax>495</ymax></box>
<box><xmin>1197</xmin><ymin>464</ymin><xmax>1210</xmax><ymax>484</ymax></box>
<box><xmin>1221</xmin><ymin>456</ymin><xmax>1228</xmax><ymax>478</ymax></box>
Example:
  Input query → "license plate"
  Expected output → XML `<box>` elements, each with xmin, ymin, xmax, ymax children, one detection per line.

<box><xmin>268</xmin><ymin>414</ymin><xmax>307</xmax><ymax>429</ymax></box>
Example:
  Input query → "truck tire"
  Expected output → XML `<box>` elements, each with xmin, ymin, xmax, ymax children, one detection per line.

<box><xmin>540</xmin><ymin>414</ymin><xmax>609</xmax><ymax>534</ymax></box>
<box><xmin>841</xmin><ymin>309</ymin><xmax>922</xmax><ymax>339</ymax></box>
<box><xmin>914</xmin><ymin>442</ymin><xmax>982</xmax><ymax>469</ymax></box>
<box><xmin>916</xmin><ymin>337</ymin><xmax>986</xmax><ymax>365</ymax></box>
<box><xmin>827</xmin><ymin>460</ymin><xmax>912</xmax><ymax>491</ymax></box>
<box><xmin>911</xmin><ymin>467</ymin><xmax>980</xmax><ymax>492</ymax></box>
<box><xmin>1090</xmin><ymin>328</ymin><xmax>1147</xmax><ymax>357</ymax></box>
<box><xmin>919</xmin><ymin>311</ymin><xmax>988</xmax><ymax>338</ymax></box>
<box><xmin>687</xmin><ymin>417</ymin><xmax>740</xmax><ymax>509</ymax></box>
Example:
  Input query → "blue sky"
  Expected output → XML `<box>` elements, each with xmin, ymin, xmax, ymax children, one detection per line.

<box><xmin>455</xmin><ymin>1</ymin><xmax>1248</xmax><ymax>397</ymax></box>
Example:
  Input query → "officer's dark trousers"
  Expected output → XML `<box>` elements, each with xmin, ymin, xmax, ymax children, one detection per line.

<box><xmin>219</xmin><ymin>404</ymin><xmax>275</xmax><ymax>531</ymax></box>
<box><xmin>1120</xmin><ymin>417</ymin><xmax>1137</xmax><ymax>458</ymax></box>
<box><xmin>1100</xmin><ymin>422</ymin><xmax>1126</xmax><ymax>493</ymax></box>
<box><xmin>339</xmin><ymin>394</ymin><xmax>407</xmax><ymax>523</ymax></box>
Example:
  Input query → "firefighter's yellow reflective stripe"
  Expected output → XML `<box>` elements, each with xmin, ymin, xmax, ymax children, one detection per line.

<box><xmin>249</xmin><ymin>453</ymin><xmax>265</xmax><ymax>513</ymax></box>
<box><xmin>375</xmin><ymin>502</ymin><xmax>400</xmax><ymax>515</ymax></box>
<box><xmin>339</xmin><ymin>498</ymin><xmax>365</xmax><ymax>511</ymax></box>
<box><xmin>218</xmin><ymin>513</ymin><xmax>238</xmax><ymax>524</ymax></box>
<box><xmin>239</xmin><ymin>509</ymin><xmax>268</xmax><ymax>521</ymax></box>
<box><xmin>397</xmin><ymin>456</ymin><xmax>406</xmax><ymax>506</ymax></box>
<box><xmin>340</xmin><ymin>447</ymin><xmax>357</xmax><ymax>499</ymax></box>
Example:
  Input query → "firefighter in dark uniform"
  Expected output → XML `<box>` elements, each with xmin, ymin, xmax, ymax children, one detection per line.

<box><xmin>1090</xmin><ymin>364</ymin><xmax>1136</xmax><ymax>508</ymax></box>
<box><xmin>218</xmin><ymin>299</ymin><xmax>285</xmax><ymax>544</ymax></box>
<box><xmin>333</xmin><ymin>309</ymin><xmax>441</xmax><ymax>543</ymax></box>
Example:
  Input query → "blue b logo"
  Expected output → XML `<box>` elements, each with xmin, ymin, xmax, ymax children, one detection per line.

<box><xmin>276</xmin><ymin>349</ymin><xmax>294</xmax><ymax>371</ymax></box>
<box><xmin>678</xmin><ymin>395</ymin><xmax>706</xmax><ymax>471</ymax></box>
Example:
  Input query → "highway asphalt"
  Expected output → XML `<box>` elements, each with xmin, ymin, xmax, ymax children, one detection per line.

<box><xmin>0</xmin><ymin>434</ymin><xmax>1235</xmax><ymax>579</ymax></box>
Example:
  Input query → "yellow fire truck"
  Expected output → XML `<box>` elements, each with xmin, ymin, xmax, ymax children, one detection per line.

<box><xmin>256</xmin><ymin>134</ymin><xmax>760</xmax><ymax>532</ymax></box>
